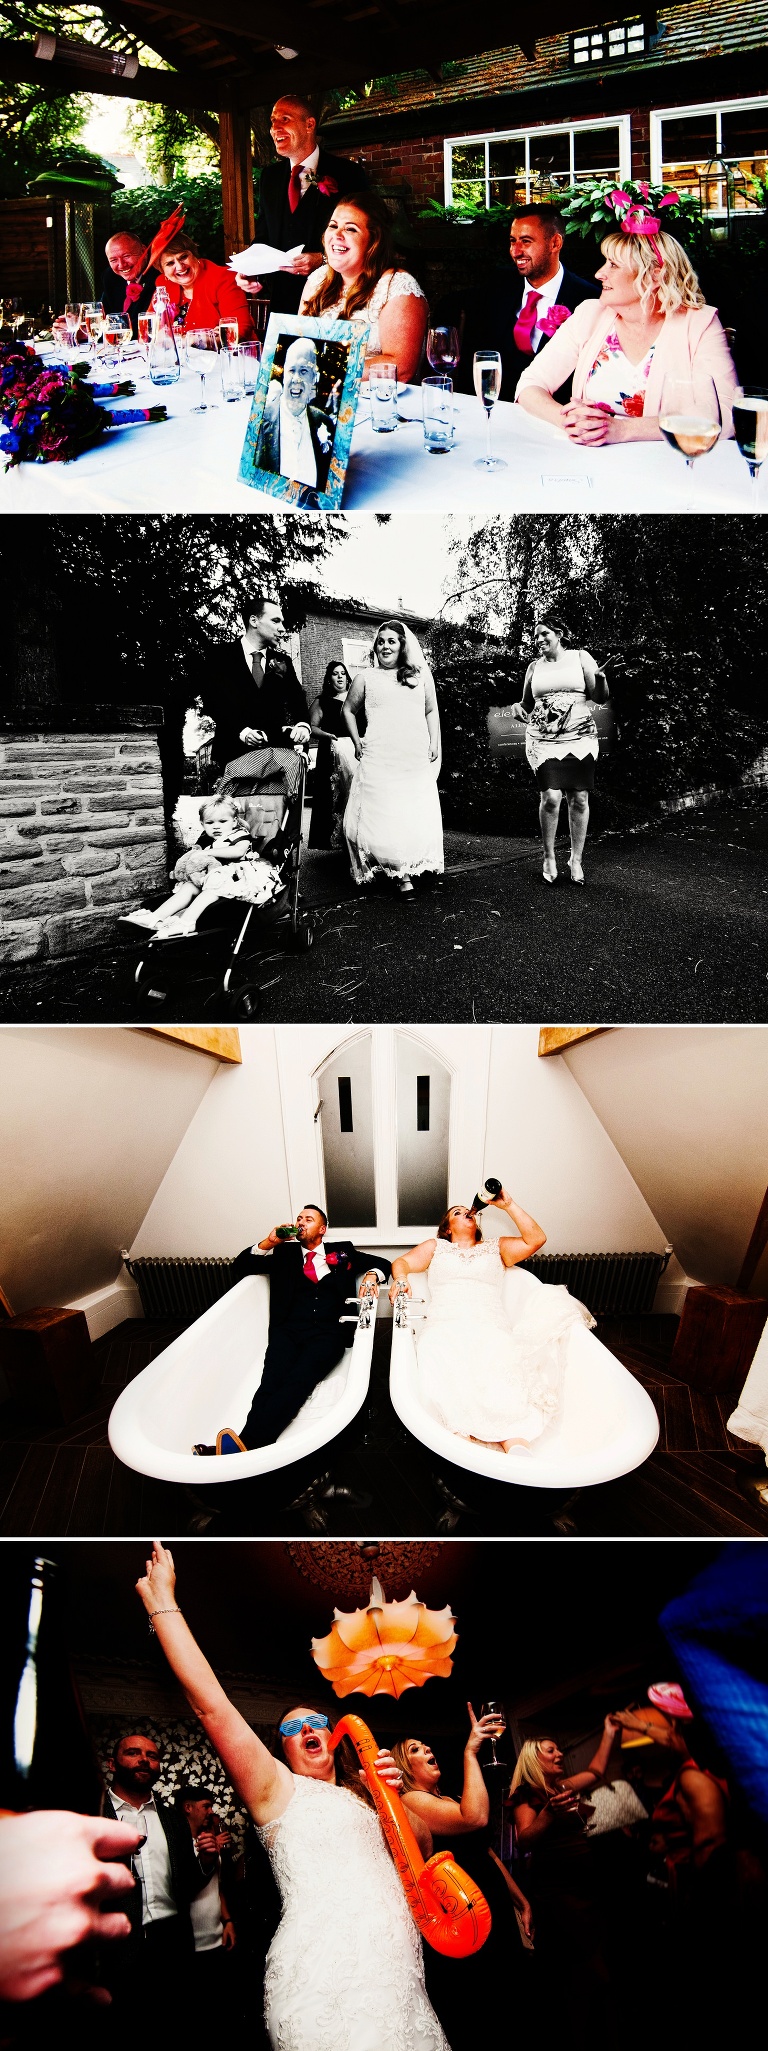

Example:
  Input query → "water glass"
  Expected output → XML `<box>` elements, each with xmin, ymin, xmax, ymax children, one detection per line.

<box><xmin>239</xmin><ymin>339</ymin><xmax>262</xmax><ymax>393</ymax></box>
<box><xmin>422</xmin><ymin>374</ymin><xmax>454</xmax><ymax>453</ymax></box>
<box><xmin>220</xmin><ymin>347</ymin><xmax>244</xmax><ymax>402</ymax></box>
<box><xmin>369</xmin><ymin>357</ymin><xmax>398</xmax><ymax>433</ymax></box>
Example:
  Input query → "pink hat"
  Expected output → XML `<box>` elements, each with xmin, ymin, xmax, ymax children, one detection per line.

<box><xmin>647</xmin><ymin>1681</ymin><xmax>693</xmax><ymax>1721</ymax></box>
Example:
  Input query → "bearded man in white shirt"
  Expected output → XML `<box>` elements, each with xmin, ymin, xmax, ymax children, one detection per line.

<box><xmin>104</xmin><ymin>1732</ymin><xmax>216</xmax><ymax>2032</ymax></box>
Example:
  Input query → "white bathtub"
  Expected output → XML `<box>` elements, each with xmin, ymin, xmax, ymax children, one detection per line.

<box><xmin>389</xmin><ymin>1264</ymin><xmax>659</xmax><ymax>1490</ymax></box>
<box><xmin>108</xmin><ymin>1274</ymin><xmax>378</xmax><ymax>1486</ymax></box>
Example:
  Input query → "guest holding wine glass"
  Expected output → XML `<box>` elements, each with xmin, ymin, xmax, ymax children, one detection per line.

<box><xmin>299</xmin><ymin>194</ymin><xmax>428</xmax><ymax>383</ymax></box>
<box><xmin>508</xmin><ymin>613</ymin><xmax>608</xmax><ymax>886</ymax></box>
<box><xmin>516</xmin><ymin>197</ymin><xmax>737</xmax><ymax>445</ymax></box>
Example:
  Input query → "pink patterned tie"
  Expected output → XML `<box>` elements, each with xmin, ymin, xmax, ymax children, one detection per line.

<box><xmin>513</xmin><ymin>290</ymin><xmax>542</xmax><ymax>358</ymax></box>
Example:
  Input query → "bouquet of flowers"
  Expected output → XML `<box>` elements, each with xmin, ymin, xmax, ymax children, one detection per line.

<box><xmin>0</xmin><ymin>340</ymin><xmax>166</xmax><ymax>468</ymax></box>
<box><xmin>559</xmin><ymin>179</ymin><xmax>703</xmax><ymax>243</ymax></box>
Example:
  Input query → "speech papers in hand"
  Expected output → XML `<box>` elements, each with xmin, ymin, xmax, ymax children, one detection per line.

<box><xmin>227</xmin><ymin>242</ymin><xmax>305</xmax><ymax>276</ymax></box>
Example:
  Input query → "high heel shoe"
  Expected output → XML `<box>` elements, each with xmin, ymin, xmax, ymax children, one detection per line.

<box><xmin>542</xmin><ymin>860</ymin><xmax>558</xmax><ymax>884</ymax></box>
<box><xmin>568</xmin><ymin>856</ymin><xmax>585</xmax><ymax>886</ymax></box>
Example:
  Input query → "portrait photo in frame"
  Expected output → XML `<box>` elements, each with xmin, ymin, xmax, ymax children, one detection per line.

<box><xmin>238</xmin><ymin>312</ymin><xmax>369</xmax><ymax>510</ymax></box>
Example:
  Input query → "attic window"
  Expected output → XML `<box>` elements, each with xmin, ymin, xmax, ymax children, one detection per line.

<box><xmin>571</xmin><ymin>19</ymin><xmax>646</xmax><ymax>66</ymax></box>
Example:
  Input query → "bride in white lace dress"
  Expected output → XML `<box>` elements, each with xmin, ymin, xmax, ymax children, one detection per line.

<box><xmin>342</xmin><ymin>621</ymin><xmax>444</xmax><ymax>893</ymax></box>
<box><xmin>390</xmin><ymin>1187</ymin><xmax>594</xmax><ymax>1452</ymax></box>
<box><xmin>135</xmin><ymin>1545</ymin><xmax>449</xmax><ymax>2051</ymax></box>
<box><xmin>299</xmin><ymin>193</ymin><xmax>427</xmax><ymax>382</ymax></box>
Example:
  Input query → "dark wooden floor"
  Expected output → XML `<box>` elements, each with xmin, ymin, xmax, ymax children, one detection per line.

<box><xmin>0</xmin><ymin>1312</ymin><xmax>766</xmax><ymax>1539</ymax></box>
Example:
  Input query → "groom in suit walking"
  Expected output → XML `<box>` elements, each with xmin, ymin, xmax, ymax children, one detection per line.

<box><xmin>457</xmin><ymin>205</ymin><xmax>601</xmax><ymax>402</ymax></box>
<box><xmin>249</xmin><ymin>94</ymin><xmax>369</xmax><ymax>314</ymax></box>
<box><xmin>194</xmin><ymin>1206</ymin><xmax>391</xmax><ymax>1454</ymax></box>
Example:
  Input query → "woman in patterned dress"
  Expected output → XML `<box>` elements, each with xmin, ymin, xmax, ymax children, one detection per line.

<box><xmin>509</xmin><ymin>613</ymin><xmax>609</xmax><ymax>886</ymax></box>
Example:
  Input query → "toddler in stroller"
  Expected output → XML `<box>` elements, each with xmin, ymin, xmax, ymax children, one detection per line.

<box><xmin>124</xmin><ymin>795</ymin><xmax>281</xmax><ymax>936</ymax></box>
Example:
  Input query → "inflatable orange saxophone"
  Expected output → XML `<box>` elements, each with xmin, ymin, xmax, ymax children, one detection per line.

<box><xmin>330</xmin><ymin>1713</ymin><xmax>492</xmax><ymax>1957</ymax></box>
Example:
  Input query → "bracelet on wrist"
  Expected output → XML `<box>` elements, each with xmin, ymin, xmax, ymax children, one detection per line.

<box><xmin>148</xmin><ymin>1606</ymin><xmax>181</xmax><ymax>1633</ymax></box>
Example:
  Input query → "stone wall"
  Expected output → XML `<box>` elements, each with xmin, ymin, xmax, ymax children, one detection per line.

<box><xmin>0</xmin><ymin>730</ymin><xmax>168</xmax><ymax>965</ymax></box>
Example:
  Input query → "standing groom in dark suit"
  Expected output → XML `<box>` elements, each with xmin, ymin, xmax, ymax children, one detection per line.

<box><xmin>248</xmin><ymin>94</ymin><xmax>369</xmax><ymax>314</ymax></box>
<box><xmin>197</xmin><ymin>592</ymin><xmax>311</xmax><ymax>773</ymax></box>
<box><xmin>457</xmin><ymin>205</ymin><xmax>601</xmax><ymax>402</ymax></box>
<box><xmin>193</xmin><ymin>1205</ymin><xmax>391</xmax><ymax>1454</ymax></box>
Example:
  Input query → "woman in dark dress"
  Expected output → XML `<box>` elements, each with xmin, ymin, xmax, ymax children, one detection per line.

<box><xmin>308</xmin><ymin>661</ymin><xmax>356</xmax><ymax>848</ymax></box>
<box><xmin>391</xmin><ymin>1713</ymin><xmax>534</xmax><ymax>2051</ymax></box>
<box><xmin>507</xmin><ymin>1720</ymin><xmax>620</xmax><ymax>2047</ymax></box>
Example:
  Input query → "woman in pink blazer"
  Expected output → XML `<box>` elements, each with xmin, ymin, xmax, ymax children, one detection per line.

<box><xmin>516</xmin><ymin>228</ymin><xmax>737</xmax><ymax>445</ymax></box>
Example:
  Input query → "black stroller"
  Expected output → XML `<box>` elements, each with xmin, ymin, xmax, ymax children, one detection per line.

<box><xmin>123</xmin><ymin>746</ymin><xmax>315</xmax><ymax>1020</ymax></box>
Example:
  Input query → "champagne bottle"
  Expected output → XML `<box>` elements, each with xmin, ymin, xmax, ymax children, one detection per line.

<box><xmin>470</xmin><ymin>1177</ymin><xmax>503</xmax><ymax>1215</ymax></box>
<box><xmin>0</xmin><ymin>1555</ymin><xmax>105</xmax><ymax>1816</ymax></box>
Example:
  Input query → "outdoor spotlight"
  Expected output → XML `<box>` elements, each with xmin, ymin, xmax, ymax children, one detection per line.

<box><xmin>274</xmin><ymin>45</ymin><xmax>300</xmax><ymax>58</ymax></box>
<box><xmin>34</xmin><ymin>32</ymin><xmax>140</xmax><ymax>79</ymax></box>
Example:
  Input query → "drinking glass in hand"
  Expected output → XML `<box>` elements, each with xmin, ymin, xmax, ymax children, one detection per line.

<box><xmin>427</xmin><ymin>325</ymin><xmax>460</xmax><ymax>375</ymax></box>
<box><xmin>659</xmin><ymin>375</ymin><xmax>720</xmax><ymax>505</ymax></box>
<box><xmin>732</xmin><ymin>384</ymin><xmax>768</xmax><ymax>508</ymax></box>
<box><xmin>187</xmin><ymin>327</ymin><xmax>220</xmax><ymax>410</ymax></box>
<box><xmin>481</xmin><ymin>1699</ymin><xmax>507</xmax><ymax>1767</ymax></box>
<box><xmin>473</xmin><ymin>350</ymin><xmax>506</xmax><ymax>470</ymax></box>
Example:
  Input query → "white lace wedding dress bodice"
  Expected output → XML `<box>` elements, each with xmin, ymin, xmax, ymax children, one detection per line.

<box><xmin>343</xmin><ymin>669</ymin><xmax>443</xmax><ymax>884</ymax></box>
<box><xmin>416</xmin><ymin>1239</ymin><xmax>593</xmax><ymax>1447</ymax></box>
<box><xmin>301</xmin><ymin>266</ymin><xmax>425</xmax><ymax>358</ymax></box>
<box><xmin>256</xmin><ymin>1775</ymin><xmax>449</xmax><ymax>2051</ymax></box>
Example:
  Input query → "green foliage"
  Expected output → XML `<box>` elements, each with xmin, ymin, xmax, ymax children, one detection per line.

<box><xmin>417</xmin><ymin>197</ymin><xmax>510</xmax><ymax>225</ymax></box>
<box><xmin>125</xmin><ymin>104</ymin><xmax>219</xmax><ymax>184</ymax></box>
<box><xmin>560</xmin><ymin>178</ymin><xmax>705</xmax><ymax>254</ymax></box>
<box><xmin>0</xmin><ymin>80</ymin><xmax>90</xmax><ymax>195</ymax></box>
<box><xmin>112</xmin><ymin>173</ymin><xmax>228</xmax><ymax>263</ymax></box>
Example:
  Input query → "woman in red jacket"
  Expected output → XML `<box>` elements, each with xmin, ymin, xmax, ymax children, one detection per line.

<box><xmin>153</xmin><ymin>232</ymin><xmax>254</xmax><ymax>338</ymax></box>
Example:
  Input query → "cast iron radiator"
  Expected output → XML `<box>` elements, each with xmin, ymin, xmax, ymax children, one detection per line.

<box><xmin>124</xmin><ymin>1250</ymin><xmax>670</xmax><ymax>1319</ymax></box>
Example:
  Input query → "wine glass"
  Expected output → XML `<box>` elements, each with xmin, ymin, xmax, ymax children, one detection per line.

<box><xmin>64</xmin><ymin>301</ymin><xmax>82</xmax><ymax>352</ymax></box>
<box><xmin>481</xmin><ymin>1699</ymin><xmax>507</xmax><ymax>1768</ymax></box>
<box><xmin>732</xmin><ymin>384</ymin><xmax>768</xmax><ymax>510</ymax></box>
<box><xmin>427</xmin><ymin>325</ymin><xmax>460</xmax><ymax>375</ymax></box>
<box><xmin>103</xmin><ymin>311</ymin><xmax>129</xmax><ymax>368</ymax></box>
<box><xmin>219</xmin><ymin>316</ymin><xmax>239</xmax><ymax>352</ymax></box>
<box><xmin>473</xmin><ymin>350</ymin><xmax>506</xmax><ymax>470</ymax></box>
<box><xmin>137</xmin><ymin>309</ymin><xmax>155</xmax><ymax>374</ymax></box>
<box><xmin>82</xmin><ymin>301</ymin><xmax>105</xmax><ymax>360</ymax></box>
<box><xmin>659</xmin><ymin>374</ymin><xmax>721</xmax><ymax>509</ymax></box>
<box><xmin>186</xmin><ymin>327</ymin><xmax>220</xmax><ymax>410</ymax></box>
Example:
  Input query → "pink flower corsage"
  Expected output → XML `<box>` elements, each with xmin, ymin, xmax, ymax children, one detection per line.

<box><xmin>317</xmin><ymin>176</ymin><xmax>338</xmax><ymax>197</ymax></box>
<box><xmin>326</xmin><ymin>1251</ymin><xmax>339</xmax><ymax>1265</ymax></box>
<box><xmin>538</xmin><ymin>304</ymin><xmax>573</xmax><ymax>338</ymax></box>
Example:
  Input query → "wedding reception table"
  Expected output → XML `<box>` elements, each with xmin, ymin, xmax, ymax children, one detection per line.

<box><xmin>0</xmin><ymin>353</ymin><xmax>757</xmax><ymax>515</ymax></box>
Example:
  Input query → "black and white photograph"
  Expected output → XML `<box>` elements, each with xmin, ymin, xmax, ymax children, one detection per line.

<box><xmin>1</xmin><ymin>513</ymin><xmax>765</xmax><ymax>1024</ymax></box>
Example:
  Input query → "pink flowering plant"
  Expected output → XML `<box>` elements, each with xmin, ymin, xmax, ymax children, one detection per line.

<box><xmin>0</xmin><ymin>339</ymin><xmax>167</xmax><ymax>468</ymax></box>
<box><xmin>560</xmin><ymin>178</ymin><xmax>703</xmax><ymax>245</ymax></box>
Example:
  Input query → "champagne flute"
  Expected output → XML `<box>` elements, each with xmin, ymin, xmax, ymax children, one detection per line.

<box><xmin>187</xmin><ymin>327</ymin><xmax>220</xmax><ymax>410</ymax></box>
<box><xmin>219</xmin><ymin>316</ymin><xmax>239</xmax><ymax>353</ymax></box>
<box><xmin>137</xmin><ymin>309</ymin><xmax>155</xmax><ymax>374</ymax></box>
<box><xmin>732</xmin><ymin>384</ymin><xmax>768</xmax><ymax>510</ymax></box>
<box><xmin>427</xmin><ymin>325</ymin><xmax>460</xmax><ymax>374</ymax></box>
<box><xmin>473</xmin><ymin>350</ymin><xmax>506</xmax><ymax>470</ymax></box>
<box><xmin>481</xmin><ymin>1699</ymin><xmax>507</xmax><ymax>1768</ymax></box>
<box><xmin>659</xmin><ymin>374</ymin><xmax>721</xmax><ymax>509</ymax></box>
<box><xmin>82</xmin><ymin>301</ymin><xmax>105</xmax><ymax>361</ymax></box>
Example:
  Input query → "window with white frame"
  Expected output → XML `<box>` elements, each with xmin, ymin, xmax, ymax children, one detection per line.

<box><xmin>444</xmin><ymin>117</ymin><xmax>631</xmax><ymax>211</ymax></box>
<box><xmin>651</xmin><ymin>97</ymin><xmax>768</xmax><ymax>212</ymax></box>
<box><xmin>571</xmin><ymin>18</ymin><xmax>647</xmax><ymax>67</ymax></box>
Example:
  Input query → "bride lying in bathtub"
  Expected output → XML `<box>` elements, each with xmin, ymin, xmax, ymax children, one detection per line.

<box><xmin>389</xmin><ymin>1187</ymin><xmax>594</xmax><ymax>1454</ymax></box>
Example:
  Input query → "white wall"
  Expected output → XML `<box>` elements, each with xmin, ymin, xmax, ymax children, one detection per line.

<box><xmin>130</xmin><ymin>1028</ymin><xmax>291</xmax><ymax>1256</ymax></box>
<box><xmin>0</xmin><ymin>1028</ymin><xmax>220</xmax><ymax>1314</ymax></box>
<box><xmin>562</xmin><ymin>1026</ymin><xmax>768</xmax><ymax>1291</ymax></box>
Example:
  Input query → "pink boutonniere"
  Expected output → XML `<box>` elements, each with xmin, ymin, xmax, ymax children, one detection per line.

<box><xmin>317</xmin><ymin>176</ymin><xmax>338</xmax><ymax>198</ymax></box>
<box><xmin>538</xmin><ymin>304</ymin><xmax>573</xmax><ymax>338</ymax></box>
<box><xmin>326</xmin><ymin>1251</ymin><xmax>340</xmax><ymax>1265</ymax></box>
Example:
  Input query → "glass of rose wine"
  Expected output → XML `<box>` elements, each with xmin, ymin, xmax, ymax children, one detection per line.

<box><xmin>473</xmin><ymin>350</ymin><xmax>506</xmax><ymax>470</ymax></box>
<box><xmin>481</xmin><ymin>1699</ymin><xmax>507</xmax><ymax>1767</ymax></box>
<box><xmin>732</xmin><ymin>384</ymin><xmax>768</xmax><ymax>509</ymax></box>
<box><xmin>659</xmin><ymin>374</ymin><xmax>721</xmax><ymax>508</ymax></box>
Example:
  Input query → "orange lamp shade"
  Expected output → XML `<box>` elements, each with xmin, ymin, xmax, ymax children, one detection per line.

<box><xmin>312</xmin><ymin>1584</ymin><xmax>457</xmax><ymax>1699</ymax></box>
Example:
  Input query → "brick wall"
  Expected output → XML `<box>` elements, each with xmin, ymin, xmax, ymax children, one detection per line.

<box><xmin>0</xmin><ymin>731</ymin><xmax>168</xmax><ymax>965</ymax></box>
<box><xmin>358</xmin><ymin>135</ymin><xmax>446</xmax><ymax>205</ymax></box>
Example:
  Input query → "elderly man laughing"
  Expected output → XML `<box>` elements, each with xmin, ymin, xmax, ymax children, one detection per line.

<box><xmin>257</xmin><ymin>337</ymin><xmax>336</xmax><ymax>492</ymax></box>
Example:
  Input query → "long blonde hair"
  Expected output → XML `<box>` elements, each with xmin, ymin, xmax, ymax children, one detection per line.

<box><xmin>390</xmin><ymin>1738</ymin><xmax>432</xmax><ymax>1793</ymax></box>
<box><xmin>600</xmin><ymin>229</ymin><xmax>705</xmax><ymax>317</ymax></box>
<box><xmin>508</xmin><ymin>1740</ymin><xmax>553</xmax><ymax>1797</ymax></box>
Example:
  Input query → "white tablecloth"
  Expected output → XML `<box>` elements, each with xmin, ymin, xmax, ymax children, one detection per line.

<box><xmin>0</xmin><ymin>355</ymin><xmax>757</xmax><ymax>514</ymax></box>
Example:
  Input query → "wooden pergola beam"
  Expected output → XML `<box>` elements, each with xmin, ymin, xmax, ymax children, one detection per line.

<box><xmin>99</xmin><ymin>0</ymin><xmax>252</xmax><ymax>75</ymax></box>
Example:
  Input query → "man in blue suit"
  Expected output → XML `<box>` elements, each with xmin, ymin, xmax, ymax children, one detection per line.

<box><xmin>193</xmin><ymin>1205</ymin><xmax>390</xmax><ymax>1454</ymax></box>
<box><xmin>457</xmin><ymin>204</ymin><xmax>601</xmax><ymax>402</ymax></box>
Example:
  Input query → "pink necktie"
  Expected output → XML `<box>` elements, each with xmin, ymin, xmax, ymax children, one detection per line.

<box><xmin>303</xmin><ymin>1250</ymin><xmax>319</xmax><ymax>1283</ymax></box>
<box><xmin>288</xmin><ymin>167</ymin><xmax>302</xmax><ymax>214</ymax></box>
<box><xmin>513</xmin><ymin>291</ymin><xmax>542</xmax><ymax>358</ymax></box>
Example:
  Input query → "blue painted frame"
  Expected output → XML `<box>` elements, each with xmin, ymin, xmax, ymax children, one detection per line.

<box><xmin>238</xmin><ymin>311</ymin><xmax>369</xmax><ymax>510</ymax></box>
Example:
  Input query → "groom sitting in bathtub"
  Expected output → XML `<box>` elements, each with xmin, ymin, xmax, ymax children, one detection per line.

<box><xmin>193</xmin><ymin>1205</ymin><xmax>391</xmax><ymax>1455</ymax></box>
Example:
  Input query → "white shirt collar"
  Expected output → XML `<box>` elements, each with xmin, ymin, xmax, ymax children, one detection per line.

<box><xmin>298</xmin><ymin>146</ymin><xmax>320</xmax><ymax>177</ymax></box>
<box><xmin>112</xmin><ymin>1788</ymin><xmax>157</xmax><ymax>1813</ymax></box>
<box><xmin>522</xmin><ymin>262</ymin><xmax>564</xmax><ymax>313</ymax></box>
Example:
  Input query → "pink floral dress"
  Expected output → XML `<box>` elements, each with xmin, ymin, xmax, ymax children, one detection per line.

<box><xmin>583</xmin><ymin>329</ymin><xmax>656</xmax><ymax>418</ymax></box>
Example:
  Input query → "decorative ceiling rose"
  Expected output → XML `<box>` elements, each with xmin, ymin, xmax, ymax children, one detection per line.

<box><xmin>286</xmin><ymin>1543</ymin><xmax>442</xmax><ymax>1606</ymax></box>
<box><xmin>311</xmin><ymin>1575</ymin><xmax>457</xmax><ymax>1700</ymax></box>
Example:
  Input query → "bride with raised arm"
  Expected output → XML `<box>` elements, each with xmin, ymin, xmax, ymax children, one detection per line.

<box><xmin>390</xmin><ymin>1187</ymin><xmax>594</xmax><ymax>1453</ymax></box>
<box><xmin>135</xmin><ymin>1543</ymin><xmax>449</xmax><ymax>2051</ymax></box>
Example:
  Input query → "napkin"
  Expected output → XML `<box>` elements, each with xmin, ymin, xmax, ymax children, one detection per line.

<box><xmin>227</xmin><ymin>242</ymin><xmax>304</xmax><ymax>276</ymax></box>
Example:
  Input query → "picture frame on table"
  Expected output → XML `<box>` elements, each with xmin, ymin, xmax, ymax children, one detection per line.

<box><xmin>238</xmin><ymin>311</ymin><xmax>369</xmax><ymax>510</ymax></box>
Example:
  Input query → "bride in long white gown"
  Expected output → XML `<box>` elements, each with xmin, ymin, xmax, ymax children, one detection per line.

<box><xmin>135</xmin><ymin>1544</ymin><xmax>450</xmax><ymax>2051</ymax></box>
<box><xmin>342</xmin><ymin>620</ymin><xmax>444</xmax><ymax>895</ymax></box>
<box><xmin>390</xmin><ymin>1188</ymin><xmax>594</xmax><ymax>1453</ymax></box>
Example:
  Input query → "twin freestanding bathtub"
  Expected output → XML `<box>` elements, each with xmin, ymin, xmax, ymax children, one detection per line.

<box><xmin>108</xmin><ymin>1264</ymin><xmax>659</xmax><ymax>1492</ymax></box>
